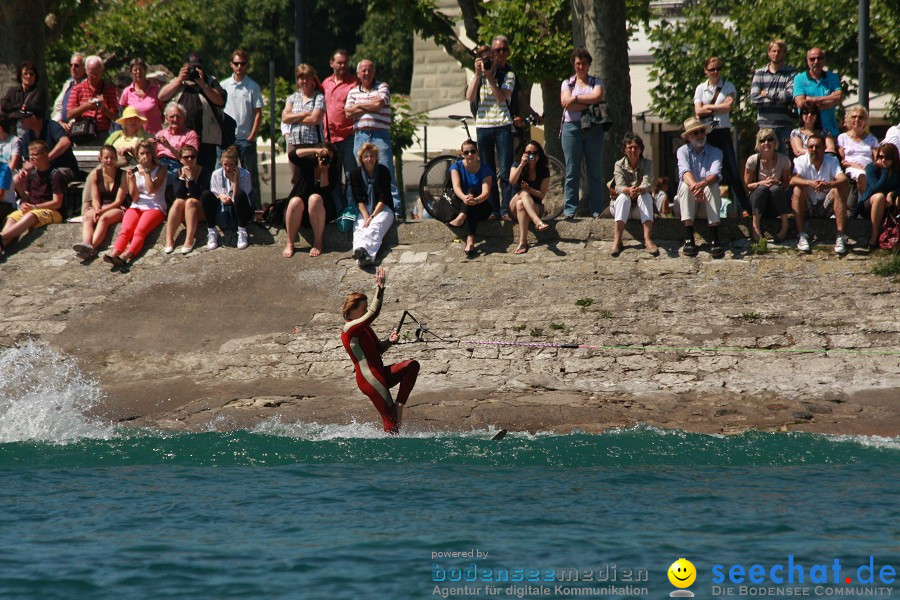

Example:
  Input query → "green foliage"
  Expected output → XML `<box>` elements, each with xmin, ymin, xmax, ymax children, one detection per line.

<box><xmin>391</xmin><ymin>94</ymin><xmax>428</xmax><ymax>155</ymax></box>
<box><xmin>750</xmin><ymin>237</ymin><xmax>768</xmax><ymax>255</ymax></box>
<box><xmin>598</xmin><ymin>310</ymin><xmax>613</xmax><ymax>319</ymax></box>
<box><xmin>529</xmin><ymin>327</ymin><xmax>544</xmax><ymax>337</ymax></box>
<box><xmin>477</xmin><ymin>0</ymin><xmax>572</xmax><ymax>87</ymax></box>
<box><xmin>47</xmin><ymin>0</ymin><xmax>200</xmax><ymax>86</ymax></box>
<box><xmin>512</xmin><ymin>323</ymin><xmax>526</xmax><ymax>331</ymax></box>
<box><xmin>649</xmin><ymin>0</ymin><xmax>900</xmax><ymax>134</ymax></box>
<box><xmin>871</xmin><ymin>252</ymin><xmax>900</xmax><ymax>277</ymax></box>
<box><xmin>549</xmin><ymin>322</ymin><xmax>566</xmax><ymax>331</ymax></box>
<box><xmin>575</xmin><ymin>297</ymin><xmax>594</xmax><ymax>308</ymax></box>
<box><xmin>354</xmin><ymin>5</ymin><xmax>414</xmax><ymax>94</ymax></box>
<box><xmin>46</xmin><ymin>0</ymin><xmax>366</xmax><ymax>94</ymax></box>
<box><xmin>740</xmin><ymin>312</ymin><xmax>762</xmax><ymax>322</ymax></box>
<box><xmin>260</xmin><ymin>77</ymin><xmax>295</xmax><ymax>149</ymax></box>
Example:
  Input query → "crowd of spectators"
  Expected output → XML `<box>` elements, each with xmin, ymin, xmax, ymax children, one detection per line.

<box><xmin>1</xmin><ymin>37</ymin><xmax>899</xmax><ymax>265</ymax></box>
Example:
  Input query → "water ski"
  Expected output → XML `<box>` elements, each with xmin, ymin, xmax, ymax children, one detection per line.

<box><xmin>491</xmin><ymin>429</ymin><xmax>508</xmax><ymax>441</ymax></box>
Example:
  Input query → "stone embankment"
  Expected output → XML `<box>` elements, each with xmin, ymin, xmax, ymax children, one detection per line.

<box><xmin>1</xmin><ymin>216</ymin><xmax>898</xmax><ymax>436</ymax></box>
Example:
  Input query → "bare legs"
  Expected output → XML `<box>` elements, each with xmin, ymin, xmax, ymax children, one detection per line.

<box><xmin>509</xmin><ymin>192</ymin><xmax>547</xmax><ymax>253</ymax></box>
<box><xmin>284</xmin><ymin>193</ymin><xmax>326</xmax><ymax>258</ymax></box>
<box><xmin>165</xmin><ymin>198</ymin><xmax>203</xmax><ymax>251</ymax></box>
<box><xmin>868</xmin><ymin>192</ymin><xmax>887</xmax><ymax>247</ymax></box>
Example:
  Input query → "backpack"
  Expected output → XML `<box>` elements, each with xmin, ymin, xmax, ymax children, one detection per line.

<box><xmin>469</xmin><ymin>63</ymin><xmax>521</xmax><ymax>119</ymax></box>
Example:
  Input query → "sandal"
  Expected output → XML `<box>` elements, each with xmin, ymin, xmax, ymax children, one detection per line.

<box><xmin>610</xmin><ymin>243</ymin><xmax>623</xmax><ymax>257</ymax></box>
<box><xmin>514</xmin><ymin>243</ymin><xmax>528</xmax><ymax>255</ymax></box>
<box><xmin>464</xmin><ymin>247</ymin><xmax>477</xmax><ymax>259</ymax></box>
<box><xmin>535</xmin><ymin>222</ymin><xmax>549</xmax><ymax>232</ymax></box>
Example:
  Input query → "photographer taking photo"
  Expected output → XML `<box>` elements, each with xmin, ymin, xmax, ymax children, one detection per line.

<box><xmin>158</xmin><ymin>52</ymin><xmax>228</xmax><ymax>173</ymax></box>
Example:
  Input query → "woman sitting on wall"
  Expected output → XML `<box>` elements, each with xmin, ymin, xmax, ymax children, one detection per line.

<box><xmin>508</xmin><ymin>139</ymin><xmax>550</xmax><ymax>254</ymax></box>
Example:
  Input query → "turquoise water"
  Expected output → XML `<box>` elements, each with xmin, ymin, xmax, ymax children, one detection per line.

<box><xmin>1</xmin><ymin>343</ymin><xmax>898</xmax><ymax>599</ymax></box>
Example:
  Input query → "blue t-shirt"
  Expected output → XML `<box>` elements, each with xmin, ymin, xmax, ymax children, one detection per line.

<box><xmin>793</xmin><ymin>70</ymin><xmax>841</xmax><ymax>136</ymax></box>
<box><xmin>0</xmin><ymin>161</ymin><xmax>14</xmax><ymax>206</ymax></box>
<box><xmin>449</xmin><ymin>160</ymin><xmax>493</xmax><ymax>194</ymax></box>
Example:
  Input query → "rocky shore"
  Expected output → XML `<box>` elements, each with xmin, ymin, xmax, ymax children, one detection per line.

<box><xmin>1</xmin><ymin>216</ymin><xmax>898</xmax><ymax>436</ymax></box>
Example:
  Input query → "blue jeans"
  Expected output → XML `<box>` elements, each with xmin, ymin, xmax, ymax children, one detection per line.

<box><xmin>353</xmin><ymin>129</ymin><xmax>402</xmax><ymax>215</ymax></box>
<box><xmin>561</xmin><ymin>121</ymin><xmax>606</xmax><ymax>216</ymax></box>
<box><xmin>334</xmin><ymin>135</ymin><xmax>356</xmax><ymax>216</ymax></box>
<box><xmin>159</xmin><ymin>156</ymin><xmax>182</xmax><ymax>191</ymax></box>
<box><xmin>217</xmin><ymin>141</ymin><xmax>260</xmax><ymax>209</ymax></box>
<box><xmin>476</xmin><ymin>125</ymin><xmax>513</xmax><ymax>217</ymax></box>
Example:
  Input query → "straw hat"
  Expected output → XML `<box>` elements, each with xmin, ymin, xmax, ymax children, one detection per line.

<box><xmin>115</xmin><ymin>106</ymin><xmax>147</xmax><ymax>126</ymax></box>
<box><xmin>680</xmin><ymin>116</ymin><xmax>712</xmax><ymax>139</ymax></box>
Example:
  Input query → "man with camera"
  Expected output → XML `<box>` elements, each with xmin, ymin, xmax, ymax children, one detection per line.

<box><xmin>465</xmin><ymin>38</ymin><xmax>516</xmax><ymax>221</ymax></box>
<box><xmin>159</xmin><ymin>52</ymin><xmax>227</xmax><ymax>174</ymax></box>
<box><xmin>65</xmin><ymin>55</ymin><xmax>119</xmax><ymax>139</ymax></box>
<box><xmin>344</xmin><ymin>59</ymin><xmax>402</xmax><ymax>215</ymax></box>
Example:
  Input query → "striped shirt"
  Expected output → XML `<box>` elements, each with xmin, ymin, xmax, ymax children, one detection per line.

<box><xmin>473</xmin><ymin>70</ymin><xmax>515</xmax><ymax>128</ymax></box>
<box><xmin>749</xmin><ymin>65</ymin><xmax>796</xmax><ymax>128</ymax></box>
<box><xmin>345</xmin><ymin>82</ymin><xmax>391</xmax><ymax>131</ymax></box>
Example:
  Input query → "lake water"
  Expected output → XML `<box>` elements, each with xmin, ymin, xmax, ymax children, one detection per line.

<box><xmin>1</xmin><ymin>342</ymin><xmax>897</xmax><ymax>599</ymax></box>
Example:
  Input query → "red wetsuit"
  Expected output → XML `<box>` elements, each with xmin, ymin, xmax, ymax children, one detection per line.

<box><xmin>341</xmin><ymin>285</ymin><xmax>419</xmax><ymax>433</ymax></box>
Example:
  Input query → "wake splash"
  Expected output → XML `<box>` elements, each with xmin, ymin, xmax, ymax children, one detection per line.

<box><xmin>0</xmin><ymin>341</ymin><xmax>115</xmax><ymax>444</ymax></box>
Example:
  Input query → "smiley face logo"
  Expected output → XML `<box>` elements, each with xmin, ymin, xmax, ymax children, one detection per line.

<box><xmin>668</xmin><ymin>558</ymin><xmax>696</xmax><ymax>588</ymax></box>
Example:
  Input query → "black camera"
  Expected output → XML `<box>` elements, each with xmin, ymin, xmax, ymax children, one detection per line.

<box><xmin>187</xmin><ymin>66</ymin><xmax>200</xmax><ymax>80</ymax></box>
<box><xmin>320</xmin><ymin>155</ymin><xmax>331</xmax><ymax>166</ymax></box>
<box><xmin>482</xmin><ymin>57</ymin><xmax>492</xmax><ymax>71</ymax></box>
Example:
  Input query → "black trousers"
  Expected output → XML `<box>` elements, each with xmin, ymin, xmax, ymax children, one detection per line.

<box><xmin>201</xmin><ymin>189</ymin><xmax>254</xmax><ymax>228</ymax></box>
<box><xmin>707</xmin><ymin>127</ymin><xmax>748</xmax><ymax>213</ymax></box>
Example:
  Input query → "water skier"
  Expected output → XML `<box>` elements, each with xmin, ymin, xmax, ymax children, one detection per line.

<box><xmin>341</xmin><ymin>267</ymin><xmax>419</xmax><ymax>434</ymax></box>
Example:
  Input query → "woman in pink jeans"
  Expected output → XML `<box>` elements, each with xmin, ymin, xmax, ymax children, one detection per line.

<box><xmin>104</xmin><ymin>141</ymin><xmax>167</xmax><ymax>267</ymax></box>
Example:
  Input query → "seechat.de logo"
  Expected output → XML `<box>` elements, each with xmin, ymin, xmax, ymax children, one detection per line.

<box><xmin>668</xmin><ymin>558</ymin><xmax>696</xmax><ymax>598</ymax></box>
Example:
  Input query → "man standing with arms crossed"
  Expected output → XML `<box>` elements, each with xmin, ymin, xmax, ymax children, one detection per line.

<box><xmin>345</xmin><ymin>59</ymin><xmax>402</xmax><ymax>216</ymax></box>
<box><xmin>221</xmin><ymin>49</ymin><xmax>264</xmax><ymax>209</ymax></box>
<box><xmin>323</xmin><ymin>49</ymin><xmax>359</xmax><ymax>214</ymax></box>
<box><xmin>750</xmin><ymin>40</ymin><xmax>796</xmax><ymax>154</ymax></box>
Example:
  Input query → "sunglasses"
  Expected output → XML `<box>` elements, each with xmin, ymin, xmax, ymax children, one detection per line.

<box><xmin>760</xmin><ymin>137</ymin><xmax>775</xmax><ymax>143</ymax></box>
<box><xmin>808</xmin><ymin>56</ymin><xmax>825</xmax><ymax>62</ymax></box>
<box><xmin>876</xmin><ymin>155</ymin><xmax>891</xmax><ymax>161</ymax></box>
<box><xmin>461</xmin><ymin>149</ymin><xmax>478</xmax><ymax>156</ymax></box>
<box><xmin>706</xmin><ymin>67</ymin><xmax>721</xmax><ymax>72</ymax></box>
<box><xmin>181</xmin><ymin>154</ymin><xmax>197</xmax><ymax>160</ymax></box>
<box><xmin>232</xmin><ymin>61</ymin><xmax>247</xmax><ymax>66</ymax></box>
<box><xmin>493</xmin><ymin>47</ymin><xmax>509</xmax><ymax>53</ymax></box>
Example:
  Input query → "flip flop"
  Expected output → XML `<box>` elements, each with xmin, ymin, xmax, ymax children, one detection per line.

<box><xmin>465</xmin><ymin>247</ymin><xmax>477</xmax><ymax>259</ymax></box>
<box><xmin>535</xmin><ymin>222</ymin><xmax>549</xmax><ymax>231</ymax></box>
<box><xmin>514</xmin><ymin>243</ymin><xmax>528</xmax><ymax>255</ymax></box>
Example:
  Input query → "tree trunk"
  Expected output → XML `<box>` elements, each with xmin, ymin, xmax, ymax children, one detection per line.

<box><xmin>571</xmin><ymin>0</ymin><xmax>633</xmax><ymax>209</ymax></box>
<box><xmin>541</xmin><ymin>79</ymin><xmax>563</xmax><ymax>161</ymax></box>
<box><xmin>0</xmin><ymin>3</ymin><xmax>50</xmax><ymax>93</ymax></box>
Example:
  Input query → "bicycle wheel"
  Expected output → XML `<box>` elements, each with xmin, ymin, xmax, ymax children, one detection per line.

<box><xmin>541</xmin><ymin>154</ymin><xmax>566</xmax><ymax>220</ymax></box>
<box><xmin>418</xmin><ymin>154</ymin><xmax>459</xmax><ymax>222</ymax></box>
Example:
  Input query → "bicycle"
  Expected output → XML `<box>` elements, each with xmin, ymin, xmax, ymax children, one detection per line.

<box><xmin>417</xmin><ymin>115</ymin><xmax>565</xmax><ymax>223</ymax></box>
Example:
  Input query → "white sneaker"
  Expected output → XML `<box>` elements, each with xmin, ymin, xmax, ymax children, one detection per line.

<box><xmin>237</xmin><ymin>227</ymin><xmax>249</xmax><ymax>250</ymax></box>
<box><xmin>797</xmin><ymin>232</ymin><xmax>811</xmax><ymax>253</ymax></box>
<box><xmin>207</xmin><ymin>229</ymin><xmax>219</xmax><ymax>250</ymax></box>
<box><xmin>834</xmin><ymin>234</ymin><xmax>847</xmax><ymax>255</ymax></box>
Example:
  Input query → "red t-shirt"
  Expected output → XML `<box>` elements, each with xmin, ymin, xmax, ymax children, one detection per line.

<box><xmin>322</xmin><ymin>74</ymin><xmax>359</xmax><ymax>143</ymax></box>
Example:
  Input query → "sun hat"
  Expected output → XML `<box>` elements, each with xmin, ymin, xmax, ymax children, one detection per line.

<box><xmin>681</xmin><ymin>116</ymin><xmax>712</xmax><ymax>139</ymax></box>
<box><xmin>115</xmin><ymin>106</ymin><xmax>147</xmax><ymax>126</ymax></box>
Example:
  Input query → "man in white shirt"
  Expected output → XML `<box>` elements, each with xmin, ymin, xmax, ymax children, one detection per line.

<box><xmin>790</xmin><ymin>133</ymin><xmax>849</xmax><ymax>254</ymax></box>
<box><xmin>221</xmin><ymin>49</ymin><xmax>264</xmax><ymax>209</ymax></box>
<box><xmin>51</xmin><ymin>52</ymin><xmax>86</xmax><ymax>127</ymax></box>
<box><xmin>884</xmin><ymin>123</ymin><xmax>900</xmax><ymax>155</ymax></box>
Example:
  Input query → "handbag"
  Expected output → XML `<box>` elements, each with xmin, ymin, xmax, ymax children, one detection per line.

<box><xmin>336</xmin><ymin>202</ymin><xmax>358</xmax><ymax>233</ymax></box>
<box><xmin>68</xmin><ymin>117</ymin><xmax>98</xmax><ymax>145</ymax></box>
<box><xmin>878</xmin><ymin>206</ymin><xmax>900</xmax><ymax>250</ymax></box>
<box><xmin>699</xmin><ymin>83</ymin><xmax>723</xmax><ymax>129</ymax></box>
